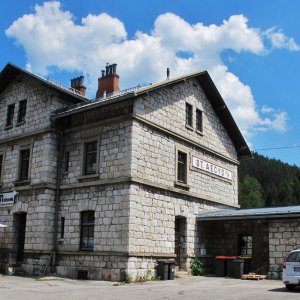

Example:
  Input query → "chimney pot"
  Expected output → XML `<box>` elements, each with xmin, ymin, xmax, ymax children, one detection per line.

<box><xmin>70</xmin><ymin>75</ymin><xmax>86</xmax><ymax>96</ymax></box>
<box><xmin>96</xmin><ymin>63</ymin><xmax>120</xmax><ymax>98</ymax></box>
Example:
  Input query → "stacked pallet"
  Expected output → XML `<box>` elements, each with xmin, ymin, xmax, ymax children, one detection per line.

<box><xmin>241</xmin><ymin>273</ymin><xmax>266</xmax><ymax>280</ymax></box>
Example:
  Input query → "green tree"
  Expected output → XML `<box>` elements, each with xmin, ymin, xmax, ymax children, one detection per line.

<box><xmin>239</xmin><ymin>175</ymin><xmax>264</xmax><ymax>208</ymax></box>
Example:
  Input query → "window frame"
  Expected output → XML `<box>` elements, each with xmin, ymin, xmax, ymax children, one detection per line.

<box><xmin>80</xmin><ymin>137</ymin><xmax>100</xmax><ymax>177</ymax></box>
<box><xmin>6</xmin><ymin>104</ymin><xmax>15</xmax><ymax>127</ymax></box>
<box><xmin>175</xmin><ymin>146</ymin><xmax>189</xmax><ymax>188</ymax></box>
<box><xmin>17</xmin><ymin>99</ymin><xmax>27</xmax><ymax>124</ymax></box>
<box><xmin>186</xmin><ymin>102</ymin><xmax>193</xmax><ymax>128</ymax></box>
<box><xmin>0</xmin><ymin>152</ymin><xmax>3</xmax><ymax>183</ymax></box>
<box><xmin>16</xmin><ymin>145</ymin><xmax>32</xmax><ymax>183</ymax></box>
<box><xmin>19</xmin><ymin>148</ymin><xmax>30</xmax><ymax>181</ymax></box>
<box><xmin>84</xmin><ymin>141</ymin><xmax>97</xmax><ymax>175</ymax></box>
<box><xmin>80</xmin><ymin>210</ymin><xmax>95</xmax><ymax>251</ymax></box>
<box><xmin>60</xmin><ymin>216</ymin><xmax>65</xmax><ymax>239</ymax></box>
<box><xmin>64</xmin><ymin>151</ymin><xmax>70</xmax><ymax>173</ymax></box>
<box><xmin>239</xmin><ymin>235</ymin><xmax>252</xmax><ymax>256</ymax></box>
<box><xmin>196</xmin><ymin>108</ymin><xmax>203</xmax><ymax>133</ymax></box>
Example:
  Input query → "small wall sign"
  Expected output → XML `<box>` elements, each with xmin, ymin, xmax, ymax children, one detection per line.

<box><xmin>0</xmin><ymin>191</ymin><xmax>18</xmax><ymax>207</ymax></box>
<box><xmin>192</xmin><ymin>156</ymin><xmax>232</xmax><ymax>180</ymax></box>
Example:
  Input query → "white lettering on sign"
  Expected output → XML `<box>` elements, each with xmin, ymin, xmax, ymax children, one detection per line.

<box><xmin>192</xmin><ymin>156</ymin><xmax>232</xmax><ymax>180</ymax></box>
<box><xmin>0</xmin><ymin>191</ymin><xmax>18</xmax><ymax>207</ymax></box>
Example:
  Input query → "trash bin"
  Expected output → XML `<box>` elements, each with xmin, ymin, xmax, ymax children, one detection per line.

<box><xmin>157</xmin><ymin>260</ymin><xmax>169</xmax><ymax>280</ymax></box>
<box><xmin>232</xmin><ymin>259</ymin><xmax>245</xmax><ymax>279</ymax></box>
<box><xmin>226</xmin><ymin>256</ymin><xmax>237</xmax><ymax>277</ymax></box>
<box><xmin>168</xmin><ymin>260</ymin><xmax>176</xmax><ymax>280</ymax></box>
<box><xmin>239</xmin><ymin>256</ymin><xmax>252</xmax><ymax>274</ymax></box>
<box><xmin>215</xmin><ymin>256</ymin><xmax>227</xmax><ymax>277</ymax></box>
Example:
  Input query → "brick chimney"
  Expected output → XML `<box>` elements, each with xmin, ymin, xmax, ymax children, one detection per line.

<box><xmin>70</xmin><ymin>76</ymin><xmax>86</xmax><ymax>96</ymax></box>
<box><xmin>96</xmin><ymin>63</ymin><xmax>119</xmax><ymax>98</ymax></box>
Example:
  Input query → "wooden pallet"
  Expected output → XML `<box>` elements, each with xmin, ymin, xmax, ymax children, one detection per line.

<box><xmin>241</xmin><ymin>273</ymin><xmax>266</xmax><ymax>280</ymax></box>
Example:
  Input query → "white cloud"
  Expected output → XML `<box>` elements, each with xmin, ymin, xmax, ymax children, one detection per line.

<box><xmin>264</xmin><ymin>28</ymin><xmax>300</xmax><ymax>51</ymax></box>
<box><xmin>5</xmin><ymin>1</ymin><xmax>296</xmax><ymax>139</ymax></box>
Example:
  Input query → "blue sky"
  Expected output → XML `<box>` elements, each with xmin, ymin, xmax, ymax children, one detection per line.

<box><xmin>1</xmin><ymin>0</ymin><xmax>300</xmax><ymax>166</ymax></box>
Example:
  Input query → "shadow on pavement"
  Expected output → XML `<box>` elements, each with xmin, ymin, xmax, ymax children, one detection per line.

<box><xmin>268</xmin><ymin>287</ymin><xmax>300</xmax><ymax>293</ymax></box>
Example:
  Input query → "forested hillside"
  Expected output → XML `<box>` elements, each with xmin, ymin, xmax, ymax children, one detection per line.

<box><xmin>238</xmin><ymin>152</ymin><xmax>300</xmax><ymax>208</ymax></box>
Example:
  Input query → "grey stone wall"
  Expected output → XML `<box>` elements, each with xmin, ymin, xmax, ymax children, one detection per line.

<box><xmin>133</xmin><ymin>79</ymin><xmax>237</xmax><ymax>160</ymax></box>
<box><xmin>58</xmin><ymin>184</ymin><xmax>130</xmax><ymax>254</ymax></box>
<box><xmin>0</xmin><ymin>76</ymin><xmax>75</xmax><ymax>140</ymax></box>
<box><xmin>132</xmin><ymin>79</ymin><xmax>239</xmax><ymax>207</ymax></box>
<box><xmin>269</xmin><ymin>220</ymin><xmax>300</xmax><ymax>279</ymax></box>
<box><xmin>127</xmin><ymin>183</ymin><xmax>226</xmax><ymax>278</ymax></box>
<box><xmin>61</xmin><ymin>120</ymin><xmax>132</xmax><ymax>185</ymax></box>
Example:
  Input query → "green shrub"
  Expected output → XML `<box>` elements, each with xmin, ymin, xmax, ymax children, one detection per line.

<box><xmin>190</xmin><ymin>256</ymin><xmax>204</xmax><ymax>276</ymax></box>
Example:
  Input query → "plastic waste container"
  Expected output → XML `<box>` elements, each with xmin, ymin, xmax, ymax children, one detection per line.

<box><xmin>157</xmin><ymin>260</ymin><xmax>169</xmax><ymax>280</ymax></box>
<box><xmin>232</xmin><ymin>259</ymin><xmax>245</xmax><ymax>279</ymax></box>
<box><xmin>226</xmin><ymin>256</ymin><xmax>237</xmax><ymax>277</ymax></box>
<box><xmin>168</xmin><ymin>261</ymin><xmax>176</xmax><ymax>280</ymax></box>
<box><xmin>239</xmin><ymin>256</ymin><xmax>252</xmax><ymax>274</ymax></box>
<box><xmin>215</xmin><ymin>256</ymin><xmax>227</xmax><ymax>277</ymax></box>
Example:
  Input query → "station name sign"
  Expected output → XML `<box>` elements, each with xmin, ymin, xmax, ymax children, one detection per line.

<box><xmin>192</xmin><ymin>156</ymin><xmax>232</xmax><ymax>180</ymax></box>
<box><xmin>0</xmin><ymin>191</ymin><xmax>18</xmax><ymax>207</ymax></box>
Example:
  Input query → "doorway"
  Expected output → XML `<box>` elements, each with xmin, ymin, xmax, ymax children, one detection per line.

<box><xmin>16</xmin><ymin>213</ymin><xmax>27</xmax><ymax>262</ymax></box>
<box><xmin>175</xmin><ymin>216</ymin><xmax>187</xmax><ymax>270</ymax></box>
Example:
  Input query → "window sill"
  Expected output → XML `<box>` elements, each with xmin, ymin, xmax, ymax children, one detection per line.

<box><xmin>185</xmin><ymin>124</ymin><xmax>194</xmax><ymax>131</ymax></box>
<box><xmin>14</xmin><ymin>180</ymin><xmax>31</xmax><ymax>187</ymax></box>
<box><xmin>79</xmin><ymin>248</ymin><xmax>94</xmax><ymax>252</ymax></box>
<box><xmin>78</xmin><ymin>174</ymin><xmax>99</xmax><ymax>181</ymax></box>
<box><xmin>16</xmin><ymin>121</ymin><xmax>25</xmax><ymax>126</ymax></box>
<box><xmin>4</xmin><ymin>125</ymin><xmax>13</xmax><ymax>130</ymax></box>
<box><xmin>196</xmin><ymin>129</ymin><xmax>204</xmax><ymax>136</ymax></box>
<box><xmin>174</xmin><ymin>181</ymin><xmax>190</xmax><ymax>190</ymax></box>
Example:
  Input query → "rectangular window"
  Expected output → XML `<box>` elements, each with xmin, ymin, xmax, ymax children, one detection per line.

<box><xmin>186</xmin><ymin>103</ymin><xmax>193</xmax><ymax>127</ymax></box>
<box><xmin>60</xmin><ymin>217</ymin><xmax>65</xmax><ymax>239</ymax></box>
<box><xmin>240</xmin><ymin>235</ymin><xmax>252</xmax><ymax>256</ymax></box>
<box><xmin>196</xmin><ymin>109</ymin><xmax>203</xmax><ymax>132</ymax></box>
<box><xmin>19</xmin><ymin>149</ymin><xmax>30</xmax><ymax>181</ymax></box>
<box><xmin>64</xmin><ymin>152</ymin><xmax>70</xmax><ymax>172</ymax></box>
<box><xmin>17</xmin><ymin>99</ymin><xmax>27</xmax><ymax>123</ymax></box>
<box><xmin>84</xmin><ymin>141</ymin><xmax>97</xmax><ymax>175</ymax></box>
<box><xmin>177</xmin><ymin>151</ymin><xmax>187</xmax><ymax>184</ymax></box>
<box><xmin>0</xmin><ymin>154</ymin><xmax>3</xmax><ymax>181</ymax></box>
<box><xmin>6</xmin><ymin>104</ymin><xmax>15</xmax><ymax>127</ymax></box>
<box><xmin>80</xmin><ymin>211</ymin><xmax>95</xmax><ymax>250</ymax></box>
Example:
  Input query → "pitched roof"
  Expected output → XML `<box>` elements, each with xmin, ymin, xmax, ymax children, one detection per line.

<box><xmin>0</xmin><ymin>63</ymin><xmax>251</xmax><ymax>157</ymax></box>
<box><xmin>197</xmin><ymin>205</ymin><xmax>300</xmax><ymax>220</ymax></box>
<box><xmin>0</xmin><ymin>63</ymin><xmax>88</xmax><ymax>104</ymax></box>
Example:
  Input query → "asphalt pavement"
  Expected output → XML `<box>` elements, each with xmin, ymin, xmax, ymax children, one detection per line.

<box><xmin>0</xmin><ymin>274</ymin><xmax>299</xmax><ymax>300</ymax></box>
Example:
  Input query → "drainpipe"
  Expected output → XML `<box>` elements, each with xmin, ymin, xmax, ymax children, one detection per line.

<box><xmin>51</xmin><ymin>120</ymin><xmax>64</xmax><ymax>274</ymax></box>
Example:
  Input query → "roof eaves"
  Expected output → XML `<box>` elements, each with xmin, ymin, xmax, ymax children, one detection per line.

<box><xmin>0</xmin><ymin>63</ymin><xmax>89</xmax><ymax>103</ymax></box>
<box><xmin>53</xmin><ymin>91</ymin><xmax>136</xmax><ymax>119</ymax></box>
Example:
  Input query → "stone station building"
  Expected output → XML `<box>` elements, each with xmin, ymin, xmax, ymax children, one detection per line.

<box><xmin>0</xmin><ymin>62</ymin><xmax>252</xmax><ymax>281</ymax></box>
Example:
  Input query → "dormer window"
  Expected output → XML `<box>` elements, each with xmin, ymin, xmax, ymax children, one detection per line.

<box><xmin>17</xmin><ymin>99</ymin><xmax>27</xmax><ymax>123</ymax></box>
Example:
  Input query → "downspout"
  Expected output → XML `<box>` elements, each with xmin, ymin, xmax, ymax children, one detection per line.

<box><xmin>51</xmin><ymin>119</ymin><xmax>64</xmax><ymax>274</ymax></box>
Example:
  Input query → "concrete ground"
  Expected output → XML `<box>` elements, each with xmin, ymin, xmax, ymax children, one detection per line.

<box><xmin>0</xmin><ymin>275</ymin><xmax>299</xmax><ymax>300</ymax></box>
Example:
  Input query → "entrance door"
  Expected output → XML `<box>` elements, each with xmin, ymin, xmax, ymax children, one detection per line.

<box><xmin>175</xmin><ymin>217</ymin><xmax>187</xmax><ymax>270</ymax></box>
<box><xmin>17</xmin><ymin>213</ymin><xmax>27</xmax><ymax>262</ymax></box>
